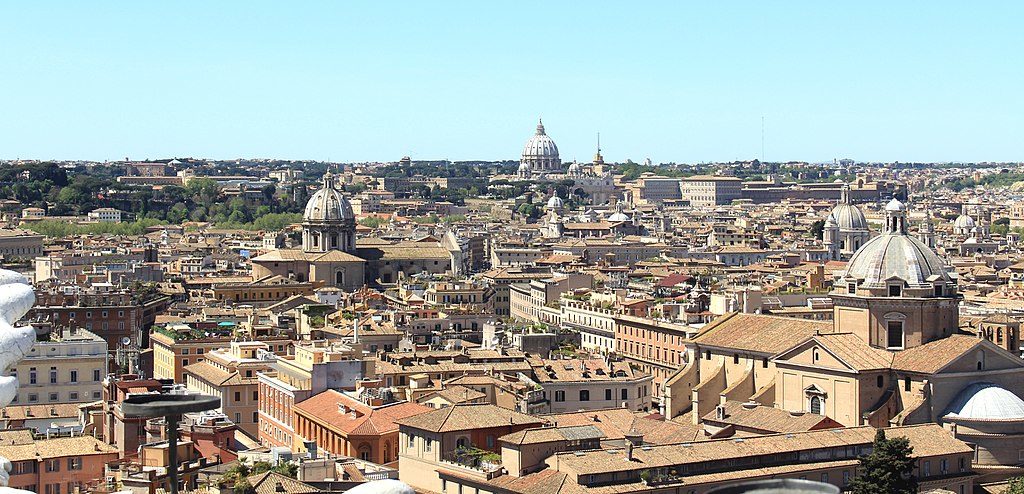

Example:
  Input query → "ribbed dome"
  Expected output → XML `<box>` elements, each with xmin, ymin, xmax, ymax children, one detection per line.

<box><xmin>843</xmin><ymin>233</ymin><xmax>950</xmax><ymax>288</ymax></box>
<box><xmin>304</xmin><ymin>174</ymin><xmax>354</xmax><ymax>222</ymax></box>
<box><xmin>546</xmin><ymin>195</ymin><xmax>564</xmax><ymax>209</ymax></box>
<box><xmin>522</xmin><ymin>120</ymin><xmax>559</xmax><ymax>160</ymax></box>
<box><xmin>954</xmin><ymin>214</ymin><xmax>976</xmax><ymax>230</ymax></box>
<box><xmin>842</xmin><ymin>198</ymin><xmax>952</xmax><ymax>289</ymax></box>
<box><xmin>944</xmin><ymin>382</ymin><xmax>1024</xmax><ymax>421</ymax></box>
<box><xmin>828</xmin><ymin>204</ymin><xmax>868</xmax><ymax>231</ymax></box>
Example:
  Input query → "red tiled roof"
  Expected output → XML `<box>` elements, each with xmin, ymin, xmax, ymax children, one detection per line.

<box><xmin>294</xmin><ymin>389</ymin><xmax>431</xmax><ymax>437</ymax></box>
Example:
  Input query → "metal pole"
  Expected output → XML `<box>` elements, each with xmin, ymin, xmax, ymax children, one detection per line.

<box><xmin>167</xmin><ymin>414</ymin><xmax>180</xmax><ymax>494</ymax></box>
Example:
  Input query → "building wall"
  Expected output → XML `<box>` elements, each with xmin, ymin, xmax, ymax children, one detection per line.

<box><xmin>7</xmin><ymin>451</ymin><xmax>119</xmax><ymax>494</ymax></box>
<box><xmin>10</xmin><ymin>334</ymin><xmax>107</xmax><ymax>405</ymax></box>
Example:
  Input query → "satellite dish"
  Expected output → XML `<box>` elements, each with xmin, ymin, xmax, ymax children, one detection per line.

<box><xmin>121</xmin><ymin>337</ymin><xmax>132</xmax><ymax>346</ymax></box>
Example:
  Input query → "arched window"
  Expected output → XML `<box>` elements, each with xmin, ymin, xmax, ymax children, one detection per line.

<box><xmin>810</xmin><ymin>396</ymin><xmax>822</xmax><ymax>415</ymax></box>
<box><xmin>311</xmin><ymin>232</ymin><xmax>320</xmax><ymax>247</ymax></box>
<box><xmin>876</xmin><ymin>375</ymin><xmax>884</xmax><ymax>388</ymax></box>
<box><xmin>331</xmin><ymin>234</ymin><xmax>338</xmax><ymax>248</ymax></box>
<box><xmin>383</xmin><ymin>442</ymin><xmax>391</xmax><ymax>463</ymax></box>
<box><xmin>335</xmin><ymin>271</ymin><xmax>344</xmax><ymax>285</ymax></box>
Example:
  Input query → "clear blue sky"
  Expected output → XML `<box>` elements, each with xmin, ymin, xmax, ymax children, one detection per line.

<box><xmin>1</xmin><ymin>2</ymin><xmax>1022</xmax><ymax>164</ymax></box>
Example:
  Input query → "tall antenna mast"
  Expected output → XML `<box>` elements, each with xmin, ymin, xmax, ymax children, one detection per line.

<box><xmin>761</xmin><ymin>116</ymin><xmax>765</xmax><ymax>162</ymax></box>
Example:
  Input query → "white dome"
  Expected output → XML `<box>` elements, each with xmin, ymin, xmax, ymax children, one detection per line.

<box><xmin>344</xmin><ymin>479</ymin><xmax>416</xmax><ymax>494</ymax></box>
<box><xmin>607</xmin><ymin>211</ymin><xmax>630</xmax><ymax>222</ymax></box>
<box><xmin>567</xmin><ymin>162</ymin><xmax>581</xmax><ymax>174</ymax></box>
<box><xmin>884</xmin><ymin>198</ymin><xmax>905</xmax><ymax>212</ymax></box>
<box><xmin>546</xmin><ymin>196</ymin><xmax>564</xmax><ymax>209</ymax></box>
<box><xmin>522</xmin><ymin>120</ymin><xmax>559</xmax><ymax>160</ymax></box>
<box><xmin>954</xmin><ymin>214</ymin><xmax>976</xmax><ymax>230</ymax></box>
<box><xmin>944</xmin><ymin>382</ymin><xmax>1024</xmax><ymax>421</ymax></box>
<box><xmin>304</xmin><ymin>174</ymin><xmax>354</xmax><ymax>222</ymax></box>
<box><xmin>827</xmin><ymin>204</ymin><xmax>868</xmax><ymax>231</ymax></box>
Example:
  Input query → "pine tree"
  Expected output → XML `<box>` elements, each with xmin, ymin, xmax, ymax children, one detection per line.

<box><xmin>849</xmin><ymin>429</ymin><xmax>918</xmax><ymax>494</ymax></box>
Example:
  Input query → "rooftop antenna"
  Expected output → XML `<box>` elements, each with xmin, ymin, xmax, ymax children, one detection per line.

<box><xmin>597</xmin><ymin>132</ymin><xmax>601</xmax><ymax>154</ymax></box>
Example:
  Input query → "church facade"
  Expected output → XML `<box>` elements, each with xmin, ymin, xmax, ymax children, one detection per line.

<box><xmin>251</xmin><ymin>173</ymin><xmax>451</xmax><ymax>290</ymax></box>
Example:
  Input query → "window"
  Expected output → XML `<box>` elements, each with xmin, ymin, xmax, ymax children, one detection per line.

<box><xmin>486</xmin><ymin>435</ymin><xmax>495</xmax><ymax>448</ymax></box>
<box><xmin>555</xmin><ymin>390</ymin><xmax>565</xmax><ymax>402</ymax></box>
<box><xmin>425</xmin><ymin>438</ymin><xmax>432</xmax><ymax>452</ymax></box>
<box><xmin>28</xmin><ymin>394</ymin><xmax>37</xmax><ymax>403</ymax></box>
<box><xmin>877</xmin><ymin>376</ymin><xmax>884</xmax><ymax>388</ymax></box>
<box><xmin>407</xmin><ymin>434</ymin><xmax>415</xmax><ymax>449</ymax></box>
<box><xmin>733</xmin><ymin>354</ymin><xmax>740</xmax><ymax>364</ymax></box>
<box><xmin>820</xmin><ymin>473</ymin><xmax>828</xmax><ymax>483</ymax></box>
<box><xmin>69</xmin><ymin>370</ymin><xmax>77</xmax><ymax>383</ymax></box>
<box><xmin>810</xmin><ymin>396</ymin><xmax>822</xmax><ymax>415</ymax></box>
<box><xmin>234</xmin><ymin>392</ymin><xmax>241</xmax><ymax>402</ymax></box>
<box><xmin>905</xmin><ymin>378</ymin><xmax>911</xmax><ymax>391</ymax></box>
<box><xmin>94</xmin><ymin>369</ymin><xmax>101</xmax><ymax>381</ymax></box>
<box><xmin>843</xmin><ymin>471</ymin><xmax>851</xmax><ymax>486</ymax></box>
<box><xmin>579</xmin><ymin>390</ymin><xmax>590</xmax><ymax>401</ymax></box>
<box><xmin>235</xmin><ymin>413</ymin><xmax>241</xmax><ymax>424</ymax></box>
<box><xmin>923</xmin><ymin>460</ymin><xmax>931</xmax><ymax>476</ymax></box>
<box><xmin>29</xmin><ymin>369</ymin><xmax>36</xmax><ymax>384</ymax></box>
<box><xmin>941</xmin><ymin>459</ymin><xmax>948</xmax><ymax>474</ymax></box>
<box><xmin>46</xmin><ymin>459</ymin><xmax>60</xmax><ymax>472</ymax></box>
<box><xmin>762</xmin><ymin>358</ymin><xmax>769</xmax><ymax>368</ymax></box>
<box><xmin>887</xmin><ymin>320</ymin><xmax>904</xmax><ymax>349</ymax></box>
<box><xmin>67</xmin><ymin>458</ymin><xmax>81</xmax><ymax>471</ymax></box>
<box><xmin>49</xmin><ymin>393</ymin><xmax>58</xmax><ymax>402</ymax></box>
<box><xmin>50</xmin><ymin>368</ymin><xmax>57</xmax><ymax>384</ymax></box>
<box><xmin>182</xmin><ymin>359</ymin><xmax>189</xmax><ymax>366</ymax></box>
<box><xmin>888</xmin><ymin>283</ymin><xmax>902</xmax><ymax>297</ymax></box>
<box><xmin>934</xmin><ymin>285</ymin><xmax>943</xmax><ymax>297</ymax></box>
<box><xmin>621</xmin><ymin>389</ymin><xmax>628</xmax><ymax>400</ymax></box>
<box><xmin>705</xmin><ymin>350</ymin><xmax>711</xmax><ymax>360</ymax></box>
<box><xmin>69</xmin><ymin>392</ymin><xmax>78</xmax><ymax>400</ymax></box>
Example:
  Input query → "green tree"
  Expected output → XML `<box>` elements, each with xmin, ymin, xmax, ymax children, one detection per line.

<box><xmin>810</xmin><ymin>219</ymin><xmax>825</xmax><ymax>240</ymax></box>
<box><xmin>1006</xmin><ymin>476</ymin><xmax>1024</xmax><ymax>494</ymax></box>
<box><xmin>232</xmin><ymin>479</ymin><xmax>255</xmax><ymax>494</ymax></box>
<box><xmin>359</xmin><ymin>216</ymin><xmax>388</xmax><ymax>229</ymax></box>
<box><xmin>849</xmin><ymin>429</ymin><xmax>917</xmax><ymax>494</ymax></box>
<box><xmin>185</xmin><ymin>178</ymin><xmax>220</xmax><ymax>207</ymax></box>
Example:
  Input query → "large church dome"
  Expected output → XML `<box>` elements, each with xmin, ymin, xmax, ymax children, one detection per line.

<box><xmin>842</xmin><ymin>198</ymin><xmax>953</xmax><ymax>289</ymax></box>
<box><xmin>828</xmin><ymin>204</ymin><xmax>868</xmax><ymax>231</ymax></box>
<box><xmin>304</xmin><ymin>173</ymin><xmax>354</xmax><ymax>222</ymax></box>
<box><xmin>521</xmin><ymin>119</ymin><xmax>561</xmax><ymax>173</ymax></box>
<box><xmin>522</xmin><ymin>120</ymin><xmax>559</xmax><ymax>159</ymax></box>
<box><xmin>944</xmin><ymin>382</ymin><xmax>1024</xmax><ymax>421</ymax></box>
<box><xmin>954</xmin><ymin>213</ymin><xmax>976</xmax><ymax>231</ymax></box>
<box><xmin>827</xmin><ymin>185</ymin><xmax>868</xmax><ymax>231</ymax></box>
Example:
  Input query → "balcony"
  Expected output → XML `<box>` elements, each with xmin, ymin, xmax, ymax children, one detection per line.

<box><xmin>439</xmin><ymin>447</ymin><xmax>503</xmax><ymax>479</ymax></box>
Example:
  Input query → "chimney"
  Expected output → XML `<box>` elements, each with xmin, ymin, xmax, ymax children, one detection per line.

<box><xmin>715</xmin><ymin>404</ymin><xmax>726</xmax><ymax>420</ymax></box>
<box><xmin>624</xmin><ymin>428</ymin><xmax>643</xmax><ymax>461</ymax></box>
<box><xmin>275</xmin><ymin>482</ymin><xmax>286</xmax><ymax>493</ymax></box>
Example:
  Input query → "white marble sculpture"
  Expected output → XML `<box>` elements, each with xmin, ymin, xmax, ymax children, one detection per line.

<box><xmin>0</xmin><ymin>269</ymin><xmax>38</xmax><ymax>493</ymax></box>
